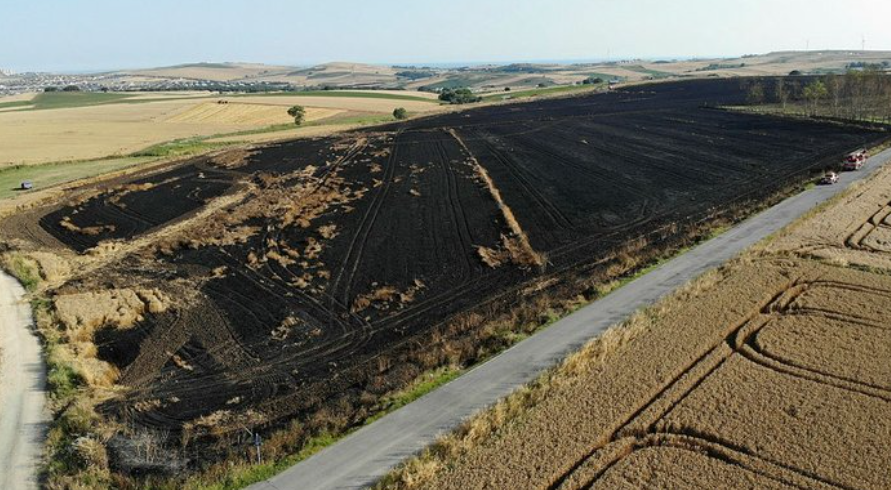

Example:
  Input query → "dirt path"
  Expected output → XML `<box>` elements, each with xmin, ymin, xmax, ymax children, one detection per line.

<box><xmin>0</xmin><ymin>271</ymin><xmax>47</xmax><ymax>490</ymax></box>
<box><xmin>247</xmin><ymin>146</ymin><xmax>891</xmax><ymax>490</ymax></box>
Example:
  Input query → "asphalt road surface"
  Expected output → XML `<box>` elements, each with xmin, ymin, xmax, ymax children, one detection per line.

<box><xmin>245</xmin><ymin>148</ymin><xmax>886</xmax><ymax>490</ymax></box>
<box><xmin>0</xmin><ymin>270</ymin><xmax>48</xmax><ymax>490</ymax></box>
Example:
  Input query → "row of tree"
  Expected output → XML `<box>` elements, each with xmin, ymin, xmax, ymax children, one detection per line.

<box><xmin>743</xmin><ymin>69</ymin><xmax>891</xmax><ymax>123</ymax></box>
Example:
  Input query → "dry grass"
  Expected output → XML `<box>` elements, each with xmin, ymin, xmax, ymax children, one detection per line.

<box><xmin>54</xmin><ymin>288</ymin><xmax>170</xmax><ymax>341</ymax></box>
<box><xmin>450</xmin><ymin>129</ymin><xmax>543</xmax><ymax>268</ymax></box>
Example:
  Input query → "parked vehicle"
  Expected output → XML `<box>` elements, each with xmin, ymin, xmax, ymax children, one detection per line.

<box><xmin>820</xmin><ymin>171</ymin><xmax>840</xmax><ymax>185</ymax></box>
<box><xmin>842</xmin><ymin>149</ymin><xmax>868</xmax><ymax>171</ymax></box>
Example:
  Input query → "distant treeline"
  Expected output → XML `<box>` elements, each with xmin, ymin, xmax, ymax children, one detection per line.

<box><xmin>742</xmin><ymin>70</ymin><xmax>891</xmax><ymax>123</ymax></box>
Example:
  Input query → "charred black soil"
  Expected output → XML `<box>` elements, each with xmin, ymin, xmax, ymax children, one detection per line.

<box><xmin>11</xmin><ymin>78</ymin><xmax>888</xmax><ymax>478</ymax></box>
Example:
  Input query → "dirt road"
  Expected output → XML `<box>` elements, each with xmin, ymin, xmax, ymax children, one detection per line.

<box><xmin>0</xmin><ymin>271</ymin><xmax>47</xmax><ymax>490</ymax></box>
<box><xmin>245</xmin><ymin>146</ymin><xmax>891</xmax><ymax>490</ymax></box>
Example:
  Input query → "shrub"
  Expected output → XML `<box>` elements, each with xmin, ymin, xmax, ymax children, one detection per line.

<box><xmin>438</xmin><ymin>88</ymin><xmax>481</xmax><ymax>104</ymax></box>
<box><xmin>287</xmin><ymin>105</ymin><xmax>306</xmax><ymax>125</ymax></box>
<box><xmin>393</xmin><ymin>107</ymin><xmax>408</xmax><ymax>120</ymax></box>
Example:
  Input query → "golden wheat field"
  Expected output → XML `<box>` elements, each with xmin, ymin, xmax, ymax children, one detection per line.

<box><xmin>385</xmin><ymin>259</ymin><xmax>891</xmax><ymax>490</ymax></box>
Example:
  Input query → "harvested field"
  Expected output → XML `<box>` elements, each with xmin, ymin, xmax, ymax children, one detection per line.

<box><xmin>4</xmin><ymin>78</ymin><xmax>889</xmax><ymax>481</ymax></box>
<box><xmin>0</xmin><ymin>92</ymin><xmax>436</xmax><ymax>166</ymax></box>
<box><xmin>162</xmin><ymin>101</ymin><xmax>343</xmax><ymax>125</ymax></box>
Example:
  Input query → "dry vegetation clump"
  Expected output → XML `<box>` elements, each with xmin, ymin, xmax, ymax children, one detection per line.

<box><xmin>153</xmin><ymin>137</ymin><xmax>367</xmax><ymax>256</ymax></box>
<box><xmin>59</xmin><ymin>216</ymin><xmax>116</xmax><ymax>236</ymax></box>
<box><xmin>352</xmin><ymin>280</ymin><xmax>426</xmax><ymax>313</ymax></box>
<box><xmin>477</xmin><ymin>233</ymin><xmax>544</xmax><ymax>269</ymax></box>
<box><xmin>450</xmin><ymin>128</ymin><xmax>544</xmax><ymax>269</ymax></box>
<box><xmin>54</xmin><ymin>288</ymin><xmax>170</xmax><ymax>339</ymax></box>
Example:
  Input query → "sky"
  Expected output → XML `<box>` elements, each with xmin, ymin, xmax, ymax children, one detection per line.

<box><xmin>2</xmin><ymin>0</ymin><xmax>891</xmax><ymax>72</ymax></box>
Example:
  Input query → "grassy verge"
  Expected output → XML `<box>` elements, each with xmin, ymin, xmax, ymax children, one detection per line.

<box><xmin>0</xmin><ymin>253</ymin><xmax>110</xmax><ymax>487</ymax></box>
<box><xmin>178</xmin><ymin>366</ymin><xmax>464</xmax><ymax>490</ymax></box>
<box><xmin>131</xmin><ymin>138</ymin><xmax>237</xmax><ymax>158</ymax></box>
<box><xmin>0</xmin><ymin>253</ymin><xmax>42</xmax><ymax>291</ymax></box>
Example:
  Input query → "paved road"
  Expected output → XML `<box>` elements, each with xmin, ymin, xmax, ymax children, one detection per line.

<box><xmin>249</xmin><ymin>148</ymin><xmax>891</xmax><ymax>490</ymax></box>
<box><xmin>0</xmin><ymin>271</ymin><xmax>47</xmax><ymax>490</ymax></box>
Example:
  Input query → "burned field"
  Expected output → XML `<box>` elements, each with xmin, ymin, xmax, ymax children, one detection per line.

<box><xmin>9</xmin><ymin>79</ymin><xmax>889</xmax><ymax>476</ymax></box>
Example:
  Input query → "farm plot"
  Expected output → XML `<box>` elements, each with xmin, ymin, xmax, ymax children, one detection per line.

<box><xmin>7</xmin><ymin>78</ymin><xmax>890</xmax><ymax>479</ymax></box>
<box><xmin>419</xmin><ymin>260</ymin><xmax>891</xmax><ymax>490</ymax></box>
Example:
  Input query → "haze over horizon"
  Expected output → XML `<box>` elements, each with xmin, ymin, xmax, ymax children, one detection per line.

<box><xmin>2</xmin><ymin>0</ymin><xmax>891</xmax><ymax>72</ymax></box>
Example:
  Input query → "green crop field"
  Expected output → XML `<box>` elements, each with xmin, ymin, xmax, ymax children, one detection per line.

<box><xmin>482</xmin><ymin>83</ymin><xmax>600</xmax><ymax>102</ymax></box>
<box><xmin>0</xmin><ymin>156</ymin><xmax>154</xmax><ymax>200</ymax></box>
<box><xmin>28</xmin><ymin>91</ymin><xmax>138</xmax><ymax>110</ymax></box>
<box><xmin>624</xmin><ymin>65</ymin><xmax>675</xmax><ymax>79</ymax></box>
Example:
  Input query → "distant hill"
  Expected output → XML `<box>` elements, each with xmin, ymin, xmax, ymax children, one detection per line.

<box><xmin>122</xmin><ymin>62</ymin><xmax>298</xmax><ymax>82</ymax></box>
<box><xmin>8</xmin><ymin>51</ymin><xmax>891</xmax><ymax>95</ymax></box>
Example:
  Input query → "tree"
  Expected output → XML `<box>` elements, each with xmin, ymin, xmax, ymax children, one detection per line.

<box><xmin>582</xmin><ymin>76</ymin><xmax>603</xmax><ymax>85</ymax></box>
<box><xmin>392</xmin><ymin>107</ymin><xmax>408</xmax><ymax>120</ymax></box>
<box><xmin>438</xmin><ymin>88</ymin><xmax>481</xmax><ymax>104</ymax></box>
<box><xmin>802</xmin><ymin>80</ymin><xmax>828</xmax><ymax>116</ymax></box>
<box><xmin>774</xmin><ymin>78</ymin><xmax>789</xmax><ymax>111</ymax></box>
<box><xmin>746</xmin><ymin>80</ymin><xmax>765</xmax><ymax>105</ymax></box>
<box><xmin>62</xmin><ymin>85</ymin><xmax>81</xmax><ymax>92</ymax></box>
<box><xmin>43</xmin><ymin>86</ymin><xmax>58</xmax><ymax>92</ymax></box>
<box><xmin>287</xmin><ymin>105</ymin><xmax>305</xmax><ymax>125</ymax></box>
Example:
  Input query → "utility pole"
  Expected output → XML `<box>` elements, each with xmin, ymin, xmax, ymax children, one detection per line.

<box><xmin>861</xmin><ymin>34</ymin><xmax>866</xmax><ymax>51</ymax></box>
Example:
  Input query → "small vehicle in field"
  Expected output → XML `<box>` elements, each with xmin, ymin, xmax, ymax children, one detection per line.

<box><xmin>842</xmin><ymin>149</ymin><xmax>868</xmax><ymax>171</ymax></box>
<box><xmin>820</xmin><ymin>171</ymin><xmax>840</xmax><ymax>185</ymax></box>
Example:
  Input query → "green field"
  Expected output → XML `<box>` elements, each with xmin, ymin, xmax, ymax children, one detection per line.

<box><xmin>0</xmin><ymin>99</ymin><xmax>33</xmax><ymax>110</ymax></box>
<box><xmin>0</xmin><ymin>156</ymin><xmax>155</xmax><ymax>200</ymax></box>
<box><xmin>624</xmin><ymin>65</ymin><xmax>675</xmax><ymax>79</ymax></box>
<box><xmin>28</xmin><ymin>91</ymin><xmax>139</xmax><ymax>110</ymax></box>
<box><xmin>482</xmin><ymin>83</ymin><xmax>601</xmax><ymax>102</ymax></box>
<box><xmin>586</xmin><ymin>72</ymin><xmax>625</xmax><ymax>81</ymax></box>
